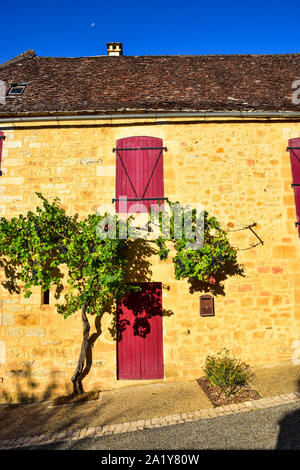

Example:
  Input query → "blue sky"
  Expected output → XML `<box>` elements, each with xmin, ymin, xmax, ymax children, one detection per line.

<box><xmin>1</xmin><ymin>0</ymin><xmax>300</xmax><ymax>62</ymax></box>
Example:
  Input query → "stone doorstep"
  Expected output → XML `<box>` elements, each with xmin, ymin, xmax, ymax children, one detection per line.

<box><xmin>2</xmin><ymin>392</ymin><xmax>300</xmax><ymax>449</ymax></box>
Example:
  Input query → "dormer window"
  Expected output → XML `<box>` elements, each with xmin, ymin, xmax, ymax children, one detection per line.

<box><xmin>7</xmin><ymin>84</ymin><xmax>26</xmax><ymax>96</ymax></box>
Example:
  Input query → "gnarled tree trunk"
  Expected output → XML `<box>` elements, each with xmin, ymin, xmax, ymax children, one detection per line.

<box><xmin>72</xmin><ymin>302</ymin><xmax>90</xmax><ymax>395</ymax></box>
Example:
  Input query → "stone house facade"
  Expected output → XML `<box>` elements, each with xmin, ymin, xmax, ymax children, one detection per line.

<box><xmin>0</xmin><ymin>45</ymin><xmax>300</xmax><ymax>400</ymax></box>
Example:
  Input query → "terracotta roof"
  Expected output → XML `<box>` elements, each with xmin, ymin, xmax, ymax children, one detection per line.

<box><xmin>0</xmin><ymin>49</ymin><xmax>300</xmax><ymax>116</ymax></box>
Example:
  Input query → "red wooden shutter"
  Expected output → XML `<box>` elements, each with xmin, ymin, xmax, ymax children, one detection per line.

<box><xmin>0</xmin><ymin>132</ymin><xmax>4</xmax><ymax>176</ymax></box>
<box><xmin>117</xmin><ymin>282</ymin><xmax>164</xmax><ymax>380</ymax></box>
<box><xmin>115</xmin><ymin>136</ymin><xmax>139</xmax><ymax>214</ymax></box>
<box><xmin>288</xmin><ymin>138</ymin><xmax>300</xmax><ymax>236</ymax></box>
<box><xmin>115</xmin><ymin>136</ymin><xmax>164</xmax><ymax>213</ymax></box>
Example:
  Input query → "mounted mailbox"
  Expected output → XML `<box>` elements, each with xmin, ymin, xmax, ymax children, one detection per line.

<box><xmin>200</xmin><ymin>295</ymin><xmax>215</xmax><ymax>317</ymax></box>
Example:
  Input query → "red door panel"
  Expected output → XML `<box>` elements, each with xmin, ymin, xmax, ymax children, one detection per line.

<box><xmin>117</xmin><ymin>297</ymin><xmax>141</xmax><ymax>379</ymax></box>
<box><xmin>117</xmin><ymin>282</ymin><xmax>164</xmax><ymax>380</ymax></box>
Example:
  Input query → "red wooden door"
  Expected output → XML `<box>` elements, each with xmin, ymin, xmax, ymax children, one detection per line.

<box><xmin>115</xmin><ymin>136</ymin><xmax>164</xmax><ymax>213</ymax></box>
<box><xmin>117</xmin><ymin>282</ymin><xmax>164</xmax><ymax>379</ymax></box>
<box><xmin>288</xmin><ymin>138</ymin><xmax>300</xmax><ymax>236</ymax></box>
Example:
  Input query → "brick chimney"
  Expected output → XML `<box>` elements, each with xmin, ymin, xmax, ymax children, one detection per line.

<box><xmin>107</xmin><ymin>43</ymin><xmax>123</xmax><ymax>56</ymax></box>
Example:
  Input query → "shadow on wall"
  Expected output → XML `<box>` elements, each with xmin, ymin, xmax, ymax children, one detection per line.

<box><xmin>188</xmin><ymin>257</ymin><xmax>245</xmax><ymax>296</ymax></box>
<box><xmin>117</xmin><ymin>282</ymin><xmax>173</xmax><ymax>342</ymax></box>
<box><xmin>123</xmin><ymin>238</ymin><xmax>155</xmax><ymax>283</ymax></box>
<box><xmin>276</xmin><ymin>377</ymin><xmax>300</xmax><ymax>449</ymax></box>
<box><xmin>107</xmin><ymin>239</ymin><xmax>174</xmax><ymax>340</ymax></box>
<box><xmin>0</xmin><ymin>363</ymin><xmax>113</xmax><ymax>441</ymax></box>
<box><xmin>0</xmin><ymin>364</ymin><xmax>61</xmax><ymax>404</ymax></box>
<box><xmin>108</xmin><ymin>238</ymin><xmax>156</xmax><ymax>341</ymax></box>
<box><xmin>116</xmin><ymin>239</ymin><xmax>174</xmax><ymax>342</ymax></box>
<box><xmin>76</xmin><ymin>238</ymin><xmax>174</xmax><ymax>393</ymax></box>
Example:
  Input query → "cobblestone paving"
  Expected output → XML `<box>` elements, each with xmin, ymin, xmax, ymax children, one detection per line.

<box><xmin>1</xmin><ymin>392</ymin><xmax>300</xmax><ymax>449</ymax></box>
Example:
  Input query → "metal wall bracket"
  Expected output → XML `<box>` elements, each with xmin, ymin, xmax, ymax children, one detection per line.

<box><xmin>112</xmin><ymin>197</ymin><xmax>168</xmax><ymax>203</ymax></box>
<box><xmin>228</xmin><ymin>222</ymin><xmax>264</xmax><ymax>251</ymax></box>
<box><xmin>113</xmin><ymin>146</ymin><xmax>167</xmax><ymax>152</ymax></box>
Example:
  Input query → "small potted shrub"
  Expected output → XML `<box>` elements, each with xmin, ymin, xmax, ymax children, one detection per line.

<box><xmin>200</xmin><ymin>348</ymin><xmax>257</xmax><ymax>405</ymax></box>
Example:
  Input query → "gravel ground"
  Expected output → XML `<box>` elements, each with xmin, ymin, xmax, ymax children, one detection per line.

<box><xmin>21</xmin><ymin>402</ymin><xmax>300</xmax><ymax>450</ymax></box>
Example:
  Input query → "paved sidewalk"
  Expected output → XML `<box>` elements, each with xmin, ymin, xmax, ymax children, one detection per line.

<box><xmin>1</xmin><ymin>391</ymin><xmax>300</xmax><ymax>449</ymax></box>
<box><xmin>0</xmin><ymin>361</ymin><xmax>300</xmax><ymax>449</ymax></box>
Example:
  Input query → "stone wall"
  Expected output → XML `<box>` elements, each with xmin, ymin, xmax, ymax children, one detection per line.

<box><xmin>0</xmin><ymin>116</ymin><xmax>300</xmax><ymax>401</ymax></box>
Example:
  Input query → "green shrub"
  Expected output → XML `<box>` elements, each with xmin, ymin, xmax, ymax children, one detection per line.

<box><xmin>204</xmin><ymin>348</ymin><xmax>252</xmax><ymax>397</ymax></box>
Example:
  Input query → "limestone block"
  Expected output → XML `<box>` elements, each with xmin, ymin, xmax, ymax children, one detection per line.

<box><xmin>0</xmin><ymin>313</ymin><xmax>14</xmax><ymax>326</ymax></box>
<box><xmin>0</xmin><ymin>340</ymin><xmax>5</xmax><ymax>364</ymax></box>
<box><xmin>7</xmin><ymin>328</ymin><xmax>23</xmax><ymax>337</ymax></box>
<box><xmin>26</xmin><ymin>328</ymin><xmax>45</xmax><ymax>337</ymax></box>
<box><xmin>96</xmin><ymin>166</ymin><xmax>115</xmax><ymax>176</ymax></box>
<box><xmin>4</xmin><ymin>141</ymin><xmax>22</xmax><ymax>148</ymax></box>
<box><xmin>0</xmin><ymin>177</ymin><xmax>24</xmax><ymax>185</ymax></box>
<box><xmin>273</xmin><ymin>245</ymin><xmax>298</xmax><ymax>259</ymax></box>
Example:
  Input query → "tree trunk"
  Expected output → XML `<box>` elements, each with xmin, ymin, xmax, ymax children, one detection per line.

<box><xmin>71</xmin><ymin>302</ymin><xmax>90</xmax><ymax>395</ymax></box>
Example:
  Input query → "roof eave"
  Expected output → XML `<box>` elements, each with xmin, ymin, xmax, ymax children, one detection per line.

<box><xmin>1</xmin><ymin>109</ymin><xmax>300</xmax><ymax>123</ymax></box>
